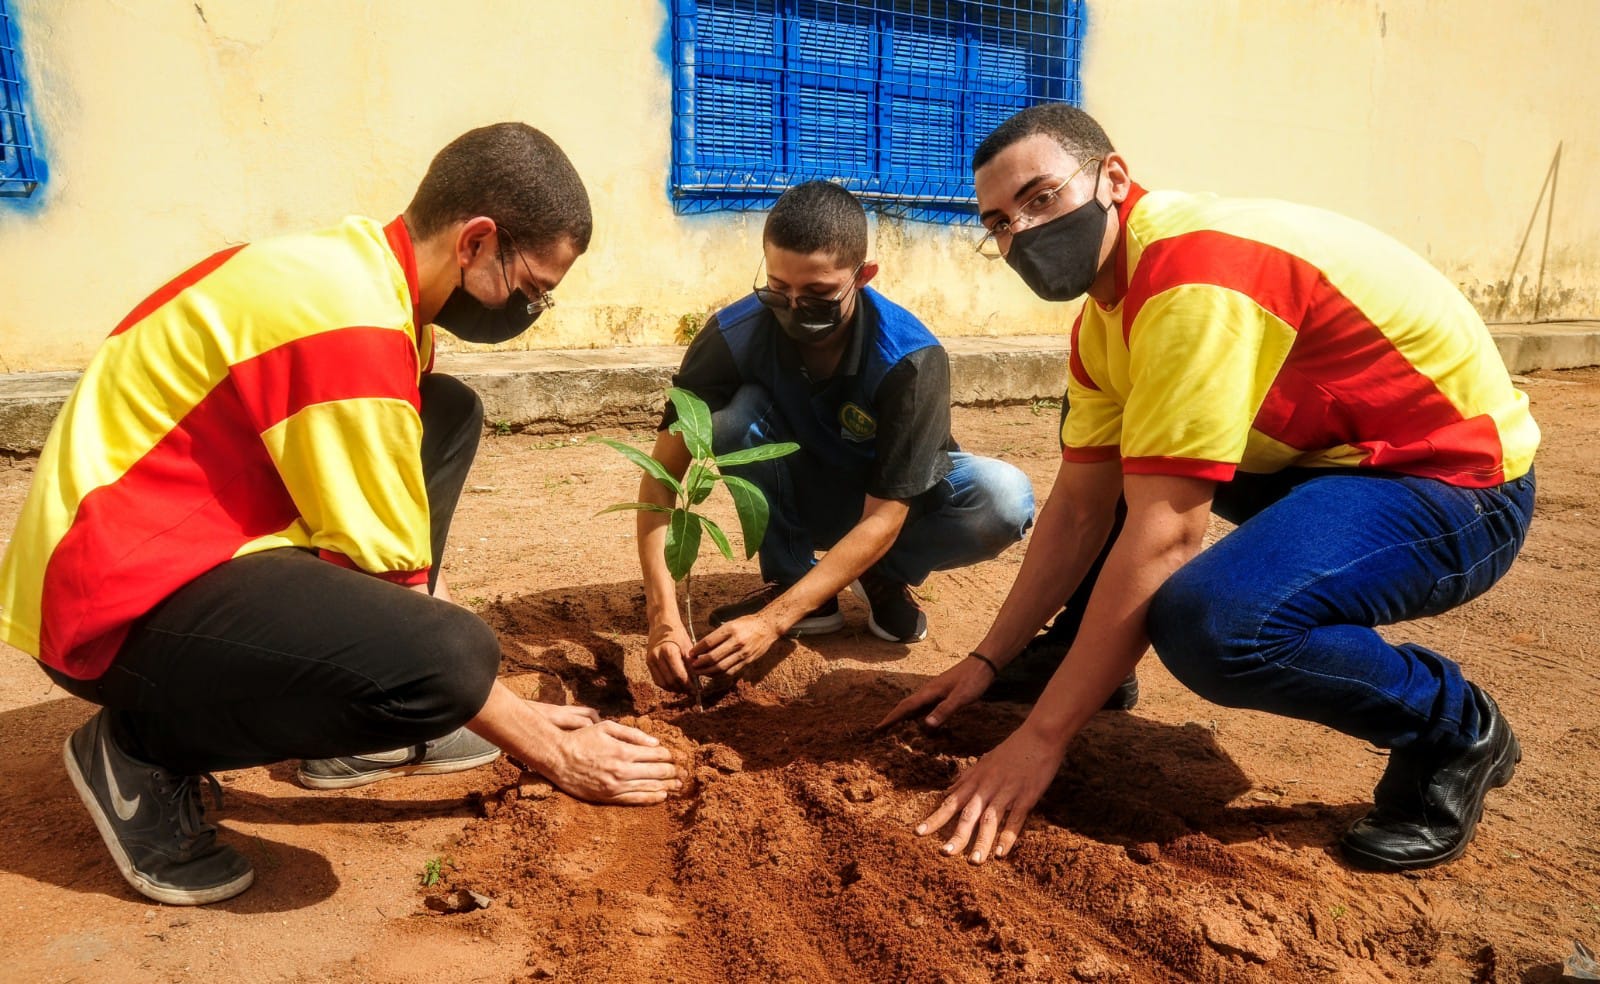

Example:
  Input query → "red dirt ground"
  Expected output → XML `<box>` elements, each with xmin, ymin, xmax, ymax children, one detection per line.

<box><xmin>2</xmin><ymin>370</ymin><xmax>1597</xmax><ymax>982</ymax></box>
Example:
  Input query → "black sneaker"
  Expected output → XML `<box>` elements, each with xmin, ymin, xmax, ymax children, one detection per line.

<box><xmin>849</xmin><ymin>571</ymin><xmax>928</xmax><ymax>643</ymax></box>
<box><xmin>63</xmin><ymin>710</ymin><xmax>254</xmax><ymax>905</ymax></box>
<box><xmin>979</xmin><ymin>636</ymin><xmax>1139</xmax><ymax>711</ymax></box>
<box><xmin>709</xmin><ymin>583</ymin><xmax>845</xmax><ymax>637</ymax></box>
<box><xmin>298</xmin><ymin>726</ymin><xmax>502</xmax><ymax>790</ymax></box>
<box><xmin>1340</xmin><ymin>685</ymin><xmax>1520</xmax><ymax>872</ymax></box>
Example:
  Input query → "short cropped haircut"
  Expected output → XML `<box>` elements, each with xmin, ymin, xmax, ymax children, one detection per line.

<box><xmin>763</xmin><ymin>181</ymin><xmax>868</xmax><ymax>268</ymax></box>
<box><xmin>972</xmin><ymin>103</ymin><xmax>1114</xmax><ymax>173</ymax></box>
<box><xmin>407</xmin><ymin>122</ymin><xmax>592</xmax><ymax>254</ymax></box>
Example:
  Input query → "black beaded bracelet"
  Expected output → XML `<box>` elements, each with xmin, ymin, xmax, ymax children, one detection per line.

<box><xmin>968</xmin><ymin>651</ymin><xmax>1000</xmax><ymax>676</ymax></box>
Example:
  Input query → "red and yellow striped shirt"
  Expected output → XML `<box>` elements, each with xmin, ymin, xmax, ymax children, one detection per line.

<box><xmin>1063</xmin><ymin>185</ymin><xmax>1539</xmax><ymax>487</ymax></box>
<box><xmin>0</xmin><ymin>215</ymin><xmax>437</xmax><ymax>679</ymax></box>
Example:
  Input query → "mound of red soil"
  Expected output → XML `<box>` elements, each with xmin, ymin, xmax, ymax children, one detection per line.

<box><xmin>440</xmin><ymin>679</ymin><xmax>1452</xmax><ymax>983</ymax></box>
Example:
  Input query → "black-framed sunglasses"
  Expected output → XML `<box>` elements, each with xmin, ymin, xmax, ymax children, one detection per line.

<box><xmin>751</xmin><ymin>259</ymin><xmax>864</xmax><ymax>319</ymax></box>
<box><xmin>495</xmin><ymin>226</ymin><xmax>557</xmax><ymax>317</ymax></box>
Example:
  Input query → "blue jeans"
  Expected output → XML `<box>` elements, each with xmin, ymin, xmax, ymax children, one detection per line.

<box><xmin>710</xmin><ymin>384</ymin><xmax>1035</xmax><ymax>586</ymax></box>
<box><xmin>1146</xmin><ymin>468</ymin><xmax>1536</xmax><ymax>753</ymax></box>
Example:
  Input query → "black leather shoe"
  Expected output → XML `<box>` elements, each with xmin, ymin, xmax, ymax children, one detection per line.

<box><xmin>979</xmin><ymin>637</ymin><xmax>1139</xmax><ymax>711</ymax></box>
<box><xmin>1340</xmin><ymin>685</ymin><xmax>1520</xmax><ymax>872</ymax></box>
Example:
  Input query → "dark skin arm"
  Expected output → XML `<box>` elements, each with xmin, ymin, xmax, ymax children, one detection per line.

<box><xmin>637</xmin><ymin>430</ymin><xmax>910</xmax><ymax>690</ymax></box>
<box><xmin>883</xmin><ymin>466</ymin><xmax>1215</xmax><ymax>863</ymax></box>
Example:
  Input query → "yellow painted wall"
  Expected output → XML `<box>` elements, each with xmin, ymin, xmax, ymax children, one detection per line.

<box><xmin>0</xmin><ymin>0</ymin><xmax>1594</xmax><ymax>372</ymax></box>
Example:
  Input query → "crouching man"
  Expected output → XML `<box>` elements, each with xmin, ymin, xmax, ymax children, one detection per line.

<box><xmin>638</xmin><ymin>181</ymin><xmax>1036</xmax><ymax>691</ymax></box>
<box><xmin>0</xmin><ymin>123</ymin><xmax>679</xmax><ymax>906</ymax></box>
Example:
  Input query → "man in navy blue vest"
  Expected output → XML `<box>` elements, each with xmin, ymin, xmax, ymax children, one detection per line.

<box><xmin>634</xmin><ymin>181</ymin><xmax>1036</xmax><ymax>692</ymax></box>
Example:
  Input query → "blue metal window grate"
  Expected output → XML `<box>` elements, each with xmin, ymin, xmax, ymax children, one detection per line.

<box><xmin>0</xmin><ymin>0</ymin><xmax>40</xmax><ymax>198</ymax></box>
<box><xmin>670</xmin><ymin>0</ymin><xmax>1084</xmax><ymax>222</ymax></box>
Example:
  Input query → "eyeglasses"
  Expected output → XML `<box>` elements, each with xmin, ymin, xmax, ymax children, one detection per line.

<box><xmin>975</xmin><ymin>157</ymin><xmax>1102</xmax><ymax>259</ymax></box>
<box><xmin>495</xmin><ymin>227</ymin><xmax>557</xmax><ymax>316</ymax></box>
<box><xmin>752</xmin><ymin>260</ymin><xmax>863</xmax><ymax>318</ymax></box>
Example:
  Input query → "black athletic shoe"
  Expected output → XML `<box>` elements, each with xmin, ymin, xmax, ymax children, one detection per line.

<box><xmin>1340</xmin><ymin>685</ymin><xmax>1520</xmax><ymax>872</ymax></box>
<box><xmin>849</xmin><ymin>571</ymin><xmax>928</xmax><ymax>643</ymax></box>
<box><xmin>979</xmin><ymin>636</ymin><xmax>1139</xmax><ymax>711</ymax></box>
<box><xmin>63</xmin><ymin>710</ymin><xmax>254</xmax><ymax>905</ymax></box>
<box><xmin>709</xmin><ymin>583</ymin><xmax>845</xmax><ymax>636</ymax></box>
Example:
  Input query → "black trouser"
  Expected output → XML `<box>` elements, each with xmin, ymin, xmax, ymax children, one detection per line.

<box><xmin>44</xmin><ymin>374</ymin><xmax>501</xmax><ymax>775</ymax></box>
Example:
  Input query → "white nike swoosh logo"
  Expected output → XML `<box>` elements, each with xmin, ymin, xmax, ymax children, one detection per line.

<box><xmin>357</xmin><ymin>747</ymin><xmax>416</xmax><ymax>764</ymax></box>
<box><xmin>102</xmin><ymin>740</ymin><xmax>140</xmax><ymax>821</ymax></box>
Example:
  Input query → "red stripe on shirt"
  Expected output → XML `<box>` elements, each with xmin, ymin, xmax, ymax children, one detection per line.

<box><xmin>318</xmin><ymin>549</ymin><xmax>428</xmax><ymax>586</ymax></box>
<box><xmin>1122</xmin><ymin>455</ymin><xmax>1236</xmax><ymax>482</ymax></box>
<box><xmin>1255</xmin><ymin>283</ymin><xmax>1506</xmax><ymax>485</ymax></box>
<box><xmin>229</xmin><ymin>326</ymin><xmax>421</xmax><ymax>431</ymax></box>
<box><xmin>383</xmin><ymin>216</ymin><xmax>422</xmax><ymax>321</ymax></box>
<box><xmin>1110</xmin><ymin>183</ymin><xmax>1147</xmax><ymax>303</ymax></box>
<box><xmin>110</xmin><ymin>245</ymin><xmax>247</xmax><ymax>337</ymax></box>
<box><xmin>1067</xmin><ymin>309</ymin><xmax>1097</xmax><ymax>391</ymax></box>
<box><xmin>38</xmin><ymin>384</ymin><xmax>299</xmax><ymax>678</ymax></box>
<box><xmin>1123</xmin><ymin>230</ymin><xmax>1322</xmax><ymax>346</ymax></box>
<box><xmin>1121</xmin><ymin>231</ymin><xmax>1506</xmax><ymax>486</ymax></box>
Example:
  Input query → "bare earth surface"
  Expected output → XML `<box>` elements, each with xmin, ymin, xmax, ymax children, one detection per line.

<box><xmin>1</xmin><ymin>370</ymin><xmax>1597</xmax><ymax>983</ymax></box>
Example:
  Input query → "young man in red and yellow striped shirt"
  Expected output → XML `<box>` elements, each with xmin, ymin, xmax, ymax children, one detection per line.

<box><xmin>887</xmin><ymin>104</ymin><xmax>1537</xmax><ymax>874</ymax></box>
<box><xmin>0</xmin><ymin>123</ymin><xmax>679</xmax><ymax>905</ymax></box>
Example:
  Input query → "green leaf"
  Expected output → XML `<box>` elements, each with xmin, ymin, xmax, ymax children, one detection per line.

<box><xmin>697</xmin><ymin>514</ymin><xmax>734</xmax><ymax>562</ymax></box>
<box><xmin>714</xmin><ymin>441</ymin><xmax>801</xmax><ymax>468</ymax></box>
<box><xmin>684</xmin><ymin>462</ymin><xmax>715</xmax><ymax>506</ymax></box>
<box><xmin>666</xmin><ymin>387</ymin><xmax>713</xmax><ymax>460</ymax></box>
<box><xmin>719</xmin><ymin>475</ymin><xmax>770</xmax><ymax>560</ymax></box>
<box><xmin>588</xmin><ymin>437</ymin><xmax>681</xmax><ymax>497</ymax></box>
<box><xmin>664</xmin><ymin>508</ymin><xmax>702</xmax><ymax>581</ymax></box>
<box><xmin>593</xmin><ymin>501</ymin><xmax>673</xmax><ymax>517</ymax></box>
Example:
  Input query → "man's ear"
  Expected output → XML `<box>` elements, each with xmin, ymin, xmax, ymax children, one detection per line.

<box><xmin>858</xmin><ymin>261</ymin><xmax>880</xmax><ymax>288</ymax></box>
<box><xmin>1101</xmin><ymin>152</ymin><xmax>1133</xmax><ymax>206</ymax></box>
<box><xmin>454</xmin><ymin>216</ymin><xmax>499</xmax><ymax>267</ymax></box>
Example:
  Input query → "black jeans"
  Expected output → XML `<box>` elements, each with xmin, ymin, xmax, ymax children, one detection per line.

<box><xmin>44</xmin><ymin>374</ymin><xmax>501</xmax><ymax>775</ymax></box>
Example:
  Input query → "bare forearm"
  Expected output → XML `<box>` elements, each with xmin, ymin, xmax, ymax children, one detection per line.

<box><xmin>636</xmin><ymin>481</ymin><xmax>682</xmax><ymax>628</ymax></box>
<box><xmin>466</xmin><ymin>679</ymin><xmax>567</xmax><ymax>775</ymax></box>
<box><xmin>976</xmin><ymin>479</ymin><xmax>1117</xmax><ymax>666</ymax></box>
<box><xmin>636</xmin><ymin>432</ymin><xmax>693</xmax><ymax>629</ymax></box>
<box><xmin>766</xmin><ymin>505</ymin><xmax>905</xmax><ymax>632</ymax></box>
<box><xmin>1024</xmin><ymin>480</ymin><xmax>1212</xmax><ymax>745</ymax></box>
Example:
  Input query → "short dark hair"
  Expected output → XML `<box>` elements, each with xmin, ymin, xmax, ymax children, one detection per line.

<box><xmin>763</xmin><ymin>181</ymin><xmax>867</xmax><ymax>268</ymax></box>
<box><xmin>972</xmin><ymin>103</ymin><xmax>1114</xmax><ymax>173</ymax></box>
<box><xmin>406</xmin><ymin>122</ymin><xmax>592</xmax><ymax>254</ymax></box>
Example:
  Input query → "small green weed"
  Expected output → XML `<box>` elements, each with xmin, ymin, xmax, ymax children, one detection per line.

<box><xmin>492</xmin><ymin>420</ymin><xmax>513</xmax><ymax>437</ymax></box>
<box><xmin>420</xmin><ymin>856</ymin><xmax>454</xmax><ymax>888</ymax></box>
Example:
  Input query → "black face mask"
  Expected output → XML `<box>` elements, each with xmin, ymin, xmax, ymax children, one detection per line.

<box><xmin>434</xmin><ymin>263</ymin><xmax>540</xmax><ymax>344</ymax></box>
<box><xmin>1005</xmin><ymin>193</ymin><xmax>1113</xmax><ymax>302</ymax></box>
<box><xmin>772</xmin><ymin>295</ymin><xmax>851</xmax><ymax>345</ymax></box>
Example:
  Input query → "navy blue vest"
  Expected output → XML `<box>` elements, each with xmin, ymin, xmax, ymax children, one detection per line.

<box><xmin>713</xmin><ymin>286</ymin><xmax>939</xmax><ymax>473</ymax></box>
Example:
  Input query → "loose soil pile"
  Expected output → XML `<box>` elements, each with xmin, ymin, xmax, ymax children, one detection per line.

<box><xmin>2</xmin><ymin>371</ymin><xmax>1597</xmax><ymax>982</ymax></box>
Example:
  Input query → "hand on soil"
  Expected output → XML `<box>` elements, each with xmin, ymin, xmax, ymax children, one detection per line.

<box><xmin>688</xmin><ymin>614</ymin><xmax>781</xmax><ymax>680</ymax></box>
<box><xmin>877</xmin><ymin>657</ymin><xmax>993</xmax><ymax>731</ymax></box>
<box><xmin>531</xmin><ymin>701</ymin><xmax>601</xmax><ymax>731</ymax></box>
<box><xmin>914</xmin><ymin>721</ymin><xmax>1068</xmax><ymax>864</ymax></box>
<box><xmin>546</xmin><ymin>720</ymin><xmax>683</xmax><ymax>805</ymax></box>
<box><xmin>646</xmin><ymin>625</ymin><xmax>697</xmax><ymax>692</ymax></box>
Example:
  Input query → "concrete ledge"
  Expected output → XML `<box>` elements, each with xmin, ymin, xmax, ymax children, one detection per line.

<box><xmin>0</xmin><ymin>325</ymin><xmax>1592</xmax><ymax>453</ymax></box>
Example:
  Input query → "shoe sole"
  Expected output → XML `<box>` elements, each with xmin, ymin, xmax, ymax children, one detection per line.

<box><xmin>1339</xmin><ymin>730</ymin><xmax>1522</xmax><ymax>872</ymax></box>
<box><xmin>63</xmin><ymin>735</ymin><xmax>254</xmax><ymax>906</ymax></box>
<box><xmin>297</xmin><ymin>748</ymin><xmax>503</xmax><ymax>790</ymax></box>
<box><xmin>848</xmin><ymin>581</ymin><xmax>929</xmax><ymax>643</ymax></box>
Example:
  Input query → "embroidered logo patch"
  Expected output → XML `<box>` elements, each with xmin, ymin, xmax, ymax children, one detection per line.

<box><xmin>839</xmin><ymin>402</ymin><xmax>877</xmax><ymax>440</ymax></box>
